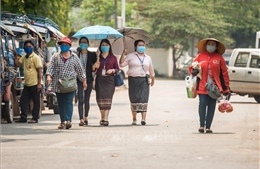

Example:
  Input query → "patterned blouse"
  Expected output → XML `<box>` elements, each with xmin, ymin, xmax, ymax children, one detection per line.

<box><xmin>46</xmin><ymin>52</ymin><xmax>86</xmax><ymax>92</ymax></box>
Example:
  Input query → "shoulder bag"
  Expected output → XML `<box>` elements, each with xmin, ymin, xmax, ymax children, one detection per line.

<box><xmin>56</xmin><ymin>54</ymin><xmax>77</xmax><ymax>93</ymax></box>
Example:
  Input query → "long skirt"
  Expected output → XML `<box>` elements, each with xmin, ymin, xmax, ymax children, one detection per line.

<box><xmin>95</xmin><ymin>75</ymin><xmax>115</xmax><ymax>110</ymax></box>
<box><xmin>128</xmin><ymin>76</ymin><xmax>150</xmax><ymax>112</ymax></box>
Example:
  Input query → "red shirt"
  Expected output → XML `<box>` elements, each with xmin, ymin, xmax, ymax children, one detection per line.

<box><xmin>189</xmin><ymin>51</ymin><xmax>230</xmax><ymax>94</ymax></box>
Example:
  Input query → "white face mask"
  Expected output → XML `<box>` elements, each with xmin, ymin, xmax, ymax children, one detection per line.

<box><xmin>206</xmin><ymin>45</ymin><xmax>216</xmax><ymax>53</ymax></box>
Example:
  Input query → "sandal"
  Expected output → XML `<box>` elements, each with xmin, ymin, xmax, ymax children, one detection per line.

<box><xmin>84</xmin><ymin>120</ymin><xmax>88</xmax><ymax>125</ymax></box>
<box><xmin>100</xmin><ymin>120</ymin><xmax>105</xmax><ymax>125</ymax></box>
<box><xmin>141</xmin><ymin>120</ymin><xmax>146</xmax><ymax>125</ymax></box>
<box><xmin>132</xmin><ymin>120</ymin><xmax>137</xmax><ymax>125</ymax></box>
<box><xmin>28</xmin><ymin>119</ymin><xmax>38</xmax><ymax>124</ymax></box>
<box><xmin>206</xmin><ymin>129</ymin><xmax>213</xmax><ymax>133</ymax></box>
<box><xmin>66</xmin><ymin>121</ymin><xmax>72</xmax><ymax>129</ymax></box>
<box><xmin>58</xmin><ymin>122</ymin><xmax>65</xmax><ymax>129</ymax></box>
<box><xmin>79</xmin><ymin>119</ymin><xmax>84</xmax><ymax>126</ymax></box>
<box><xmin>103</xmin><ymin>121</ymin><xmax>109</xmax><ymax>126</ymax></box>
<box><xmin>198</xmin><ymin>126</ymin><xmax>204</xmax><ymax>133</ymax></box>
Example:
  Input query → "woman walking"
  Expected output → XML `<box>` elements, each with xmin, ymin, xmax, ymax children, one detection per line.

<box><xmin>119</xmin><ymin>39</ymin><xmax>155</xmax><ymax>125</ymax></box>
<box><xmin>189</xmin><ymin>38</ymin><xmax>230</xmax><ymax>133</ymax></box>
<box><xmin>92</xmin><ymin>39</ymin><xmax>119</xmax><ymax>126</ymax></box>
<box><xmin>77</xmin><ymin>37</ymin><xmax>97</xmax><ymax>126</ymax></box>
<box><xmin>46</xmin><ymin>37</ymin><xmax>87</xmax><ymax>129</ymax></box>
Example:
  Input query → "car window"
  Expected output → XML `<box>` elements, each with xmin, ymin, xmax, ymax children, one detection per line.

<box><xmin>234</xmin><ymin>53</ymin><xmax>249</xmax><ymax>67</ymax></box>
<box><xmin>249</xmin><ymin>55</ymin><xmax>260</xmax><ymax>68</ymax></box>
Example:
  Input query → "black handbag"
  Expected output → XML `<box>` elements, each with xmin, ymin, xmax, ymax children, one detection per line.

<box><xmin>114</xmin><ymin>72</ymin><xmax>124</xmax><ymax>87</ymax></box>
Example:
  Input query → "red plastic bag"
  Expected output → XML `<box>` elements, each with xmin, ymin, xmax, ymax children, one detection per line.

<box><xmin>218</xmin><ymin>98</ymin><xmax>233</xmax><ymax>113</ymax></box>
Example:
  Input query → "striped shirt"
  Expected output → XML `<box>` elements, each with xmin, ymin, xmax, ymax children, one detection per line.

<box><xmin>46</xmin><ymin>52</ymin><xmax>86</xmax><ymax>92</ymax></box>
<box><xmin>79</xmin><ymin>53</ymin><xmax>87</xmax><ymax>71</ymax></box>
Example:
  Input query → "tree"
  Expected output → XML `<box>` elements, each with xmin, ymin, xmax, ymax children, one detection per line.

<box><xmin>70</xmin><ymin>0</ymin><xmax>139</xmax><ymax>31</ymax></box>
<box><xmin>1</xmin><ymin>0</ymin><xmax>73</xmax><ymax>36</ymax></box>
<box><xmin>221</xmin><ymin>0</ymin><xmax>260</xmax><ymax>48</ymax></box>
<box><xmin>140</xmin><ymin>0</ymin><xmax>232</xmax><ymax>78</ymax></box>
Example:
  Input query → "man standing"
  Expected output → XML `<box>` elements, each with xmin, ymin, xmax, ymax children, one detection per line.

<box><xmin>15</xmin><ymin>40</ymin><xmax>43</xmax><ymax>123</ymax></box>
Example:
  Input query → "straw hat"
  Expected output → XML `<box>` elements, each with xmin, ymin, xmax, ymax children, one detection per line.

<box><xmin>58</xmin><ymin>37</ymin><xmax>72</xmax><ymax>46</ymax></box>
<box><xmin>197</xmin><ymin>38</ymin><xmax>225</xmax><ymax>55</ymax></box>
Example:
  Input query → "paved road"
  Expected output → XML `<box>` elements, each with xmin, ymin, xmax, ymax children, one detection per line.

<box><xmin>1</xmin><ymin>79</ymin><xmax>259</xmax><ymax>169</ymax></box>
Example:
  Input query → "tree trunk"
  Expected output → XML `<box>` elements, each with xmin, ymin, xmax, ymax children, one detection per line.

<box><xmin>172</xmin><ymin>46</ymin><xmax>178</xmax><ymax>79</ymax></box>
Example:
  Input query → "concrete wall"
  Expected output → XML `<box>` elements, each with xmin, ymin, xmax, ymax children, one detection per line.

<box><xmin>146</xmin><ymin>48</ymin><xmax>173</xmax><ymax>77</ymax></box>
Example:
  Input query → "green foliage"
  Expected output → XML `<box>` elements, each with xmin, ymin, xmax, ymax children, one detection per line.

<box><xmin>70</xmin><ymin>0</ymin><xmax>139</xmax><ymax>31</ymax></box>
<box><xmin>140</xmin><ymin>0</ymin><xmax>259</xmax><ymax>48</ymax></box>
<box><xmin>1</xmin><ymin>0</ymin><xmax>73</xmax><ymax>36</ymax></box>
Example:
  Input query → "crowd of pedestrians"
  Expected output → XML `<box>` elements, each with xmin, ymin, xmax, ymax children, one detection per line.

<box><xmin>13</xmin><ymin>35</ymin><xmax>230</xmax><ymax>134</ymax></box>
<box><xmin>14</xmin><ymin>36</ymin><xmax>155</xmax><ymax>129</ymax></box>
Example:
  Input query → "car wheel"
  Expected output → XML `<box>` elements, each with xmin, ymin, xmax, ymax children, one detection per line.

<box><xmin>253</xmin><ymin>95</ymin><xmax>260</xmax><ymax>103</ymax></box>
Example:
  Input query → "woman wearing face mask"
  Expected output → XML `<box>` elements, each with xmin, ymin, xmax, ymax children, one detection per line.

<box><xmin>92</xmin><ymin>39</ymin><xmax>119</xmax><ymax>126</ymax></box>
<box><xmin>189</xmin><ymin>38</ymin><xmax>230</xmax><ymax>133</ymax></box>
<box><xmin>77</xmin><ymin>37</ymin><xmax>97</xmax><ymax>126</ymax></box>
<box><xmin>46</xmin><ymin>37</ymin><xmax>87</xmax><ymax>129</ymax></box>
<box><xmin>120</xmin><ymin>39</ymin><xmax>155</xmax><ymax>125</ymax></box>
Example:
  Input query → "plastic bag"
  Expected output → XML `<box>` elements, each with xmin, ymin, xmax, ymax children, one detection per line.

<box><xmin>185</xmin><ymin>75</ymin><xmax>197</xmax><ymax>98</ymax></box>
<box><xmin>218</xmin><ymin>98</ymin><xmax>233</xmax><ymax>113</ymax></box>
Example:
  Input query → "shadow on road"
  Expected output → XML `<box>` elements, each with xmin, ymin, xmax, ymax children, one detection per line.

<box><xmin>230</xmin><ymin>101</ymin><xmax>258</xmax><ymax>104</ymax></box>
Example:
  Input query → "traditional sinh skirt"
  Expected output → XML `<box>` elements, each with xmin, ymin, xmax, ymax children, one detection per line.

<box><xmin>128</xmin><ymin>76</ymin><xmax>150</xmax><ymax>113</ymax></box>
<box><xmin>95</xmin><ymin>75</ymin><xmax>115</xmax><ymax>110</ymax></box>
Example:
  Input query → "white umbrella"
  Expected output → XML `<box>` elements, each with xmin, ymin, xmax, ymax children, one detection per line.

<box><xmin>111</xmin><ymin>27</ymin><xmax>150</xmax><ymax>55</ymax></box>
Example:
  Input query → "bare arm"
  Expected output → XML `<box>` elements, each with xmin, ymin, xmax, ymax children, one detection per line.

<box><xmin>120</xmin><ymin>49</ymin><xmax>127</xmax><ymax>64</ymax></box>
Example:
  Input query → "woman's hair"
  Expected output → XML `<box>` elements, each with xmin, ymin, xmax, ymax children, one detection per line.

<box><xmin>79</xmin><ymin>37</ymin><xmax>89</xmax><ymax>44</ymax></box>
<box><xmin>99</xmin><ymin>39</ymin><xmax>113</xmax><ymax>55</ymax></box>
<box><xmin>134</xmin><ymin>39</ymin><xmax>145</xmax><ymax>51</ymax></box>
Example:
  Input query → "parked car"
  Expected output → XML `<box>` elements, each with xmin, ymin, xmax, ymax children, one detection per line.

<box><xmin>228</xmin><ymin>48</ymin><xmax>260</xmax><ymax>103</ymax></box>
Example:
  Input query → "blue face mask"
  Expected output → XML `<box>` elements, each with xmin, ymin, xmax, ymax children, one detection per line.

<box><xmin>60</xmin><ymin>45</ymin><xmax>70</xmax><ymax>52</ymax></box>
<box><xmin>137</xmin><ymin>46</ymin><xmax>146</xmax><ymax>53</ymax></box>
<box><xmin>24</xmin><ymin>47</ymin><xmax>33</xmax><ymax>54</ymax></box>
<box><xmin>101</xmin><ymin>46</ymin><xmax>110</xmax><ymax>53</ymax></box>
<box><xmin>80</xmin><ymin>43</ymin><xmax>88</xmax><ymax>50</ymax></box>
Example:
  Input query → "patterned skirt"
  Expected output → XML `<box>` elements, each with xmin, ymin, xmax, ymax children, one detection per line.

<box><xmin>128</xmin><ymin>76</ymin><xmax>150</xmax><ymax>113</ymax></box>
<box><xmin>95</xmin><ymin>75</ymin><xmax>115</xmax><ymax>110</ymax></box>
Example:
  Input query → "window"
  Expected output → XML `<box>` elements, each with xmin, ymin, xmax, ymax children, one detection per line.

<box><xmin>249</xmin><ymin>55</ymin><xmax>260</xmax><ymax>68</ymax></box>
<box><xmin>234</xmin><ymin>53</ymin><xmax>249</xmax><ymax>67</ymax></box>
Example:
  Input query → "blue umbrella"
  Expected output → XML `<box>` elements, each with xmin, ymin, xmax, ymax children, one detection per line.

<box><xmin>73</xmin><ymin>25</ymin><xmax>123</xmax><ymax>40</ymax></box>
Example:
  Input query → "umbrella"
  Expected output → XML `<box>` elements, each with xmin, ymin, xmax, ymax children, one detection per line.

<box><xmin>72</xmin><ymin>25</ymin><xmax>123</xmax><ymax>40</ymax></box>
<box><xmin>111</xmin><ymin>27</ymin><xmax>150</xmax><ymax>55</ymax></box>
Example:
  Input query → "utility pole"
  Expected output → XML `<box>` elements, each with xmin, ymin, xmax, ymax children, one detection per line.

<box><xmin>114</xmin><ymin>0</ymin><xmax>118</xmax><ymax>28</ymax></box>
<box><xmin>121</xmin><ymin>0</ymin><xmax>125</xmax><ymax>27</ymax></box>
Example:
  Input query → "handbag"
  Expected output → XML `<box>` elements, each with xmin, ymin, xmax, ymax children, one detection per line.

<box><xmin>205</xmin><ymin>75</ymin><xmax>221</xmax><ymax>99</ymax></box>
<box><xmin>114</xmin><ymin>71</ymin><xmax>124</xmax><ymax>87</ymax></box>
<box><xmin>58</xmin><ymin>77</ymin><xmax>77</xmax><ymax>93</ymax></box>
<box><xmin>56</xmin><ymin>54</ymin><xmax>77</xmax><ymax>93</ymax></box>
